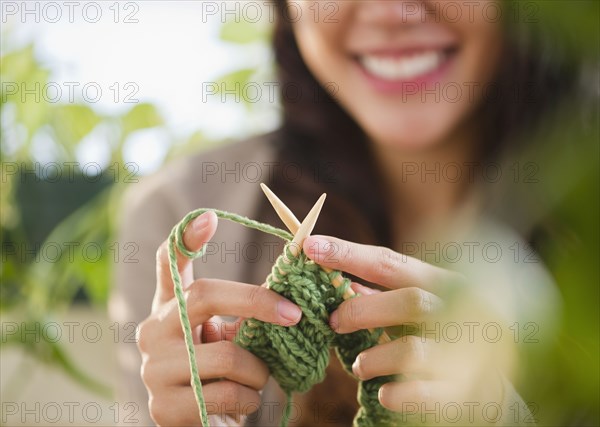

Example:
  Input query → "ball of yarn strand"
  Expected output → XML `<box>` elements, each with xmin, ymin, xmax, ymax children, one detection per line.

<box><xmin>235</xmin><ymin>245</ymin><xmax>345</xmax><ymax>394</ymax></box>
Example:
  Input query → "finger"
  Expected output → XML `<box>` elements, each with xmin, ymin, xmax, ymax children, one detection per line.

<box><xmin>200</xmin><ymin>282</ymin><xmax>270</xmax><ymax>342</ymax></box>
<box><xmin>150</xmin><ymin>383</ymin><xmax>260</xmax><ymax>426</ymax></box>
<box><xmin>205</xmin><ymin>380</ymin><xmax>262</xmax><ymax>417</ymax></box>
<box><xmin>329</xmin><ymin>288</ymin><xmax>443</xmax><ymax>333</ymax></box>
<box><xmin>201</xmin><ymin>318</ymin><xmax>242</xmax><ymax>343</ymax></box>
<box><xmin>378</xmin><ymin>380</ymin><xmax>454</xmax><ymax>413</ymax></box>
<box><xmin>304</xmin><ymin>235</ymin><xmax>462</xmax><ymax>293</ymax></box>
<box><xmin>163</xmin><ymin>279</ymin><xmax>303</xmax><ymax>334</ymax></box>
<box><xmin>352</xmin><ymin>335</ymin><xmax>429</xmax><ymax>381</ymax></box>
<box><xmin>155</xmin><ymin>211</ymin><xmax>218</xmax><ymax>307</ymax></box>
<box><xmin>155</xmin><ymin>341</ymin><xmax>269</xmax><ymax>390</ymax></box>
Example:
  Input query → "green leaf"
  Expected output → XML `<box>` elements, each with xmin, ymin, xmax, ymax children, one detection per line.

<box><xmin>215</xmin><ymin>68</ymin><xmax>257</xmax><ymax>107</ymax></box>
<box><xmin>50</xmin><ymin>104</ymin><xmax>102</xmax><ymax>150</ymax></box>
<box><xmin>23</xmin><ymin>187</ymin><xmax>114</xmax><ymax>311</ymax></box>
<box><xmin>0</xmin><ymin>44</ymin><xmax>37</xmax><ymax>84</ymax></box>
<box><xmin>73</xmin><ymin>237</ymin><xmax>111</xmax><ymax>305</ymax></box>
<box><xmin>5</xmin><ymin>67</ymin><xmax>51</xmax><ymax>140</ymax></box>
<box><xmin>120</xmin><ymin>103</ymin><xmax>163</xmax><ymax>136</ymax></box>
<box><xmin>220</xmin><ymin>19</ymin><xmax>271</xmax><ymax>44</ymax></box>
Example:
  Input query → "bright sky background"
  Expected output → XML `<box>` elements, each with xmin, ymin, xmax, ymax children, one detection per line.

<box><xmin>2</xmin><ymin>1</ymin><xmax>279</xmax><ymax>174</ymax></box>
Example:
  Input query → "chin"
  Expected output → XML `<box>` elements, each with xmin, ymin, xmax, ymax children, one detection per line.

<box><xmin>361</xmin><ymin>117</ymin><xmax>454</xmax><ymax>152</ymax></box>
<box><xmin>377</xmin><ymin>135</ymin><xmax>446</xmax><ymax>152</ymax></box>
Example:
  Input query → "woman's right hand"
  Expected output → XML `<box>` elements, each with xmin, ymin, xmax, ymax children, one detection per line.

<box><xmin>136</xmin><ymin>211</ymin><xmax>303</xmax><ymax>426</ymax></box>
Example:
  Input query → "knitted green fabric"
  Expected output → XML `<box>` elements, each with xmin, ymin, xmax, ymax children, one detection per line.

<box><xmin>168</xmin><ymin>209</ymin><xmax>402</xmax><ymax>427</ymax></box>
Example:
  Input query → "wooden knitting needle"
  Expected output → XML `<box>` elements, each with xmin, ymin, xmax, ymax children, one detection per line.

<box><xmin>267</xmin><ymin>192</ymin><xmax>326</xmax><ymax>287</ymax></box>
<box><xmin>289</xmin><ymin>193</ymin><xmax>327</xmax><ymax>258</ymax></box>
<box><xmin>261</xmin><ymin>183</ymin><xmax>299</xmax><ymax>234</ymax></box>
<box><xmin>261</xmin><ymin>183</ymin><xmax>391</xmax><ymax>344</ymax></box>
<box><xmin>262</xmin><ymin>183</ymin><xmax>354</xmax><ymax>299</ymax></box>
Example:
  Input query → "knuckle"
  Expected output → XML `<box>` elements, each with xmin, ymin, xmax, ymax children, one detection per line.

<box><xmin>136</xmin><ymin>318</ymin><xmax>156</xmax><ymax>353</ymax></box>
<box><xmin>140</xmin><ymin>357</ymin><xmax>158</xmax><ymax>386</ymax></box>
<box><xmin>155</xmin><ymin>241</ymin><xmax>168</xmax><ymax>265</ymax></box>
<box><xmin>404</xmin><ymin>287</ymin><xmax>431</xmax><ymax>318</ymax></box>
<box><xmin>148</xmin><ymin>395</ymin><xmax>168</xmax><ymax>426</ymax></box>
<box><xmin>403</xmin><ymin>335</ymin><xmax>426</xmax><ymax>369</ymax></box>
<box><xmin>140</xmin><ymin>362</ymin><xmax>149</xmax><ymax>385</ymax></box>
<box><xmin>246</xmin><ymin>285</ymin><xmax>263</xmax><ymax>309</ymax></box>
<box><xmin>337</xmin><ymin>241</ymin><xmax>352</xmax><ymax>264</ymax></box>
<box><xmin>376</xmin><ymin>246</ymin><xmax>401</xmax><ymax>279</ymax></box>
<box><xmin>214</xmin><ymin>341</ymin><xmax>239</xmax><ymax>375</ymax></box>
<box><xmin>186</xmin><ymin>284</ymin><xmax>209</xmax><ymax>313</ymax></box>
<box><xmin>344</xmin><ymin>298</ymin><xmax>364</xmax><ymax>328</ymax></box>
<box><xmin>219</xmin><ymin>381</ymin><xmax>241</xmax><ymax>404</ymax></box>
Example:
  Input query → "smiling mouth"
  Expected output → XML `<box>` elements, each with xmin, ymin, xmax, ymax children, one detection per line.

<box><xmin>356</xmin><ymin>47</ymin><xmax>457</xmax><ymax>82</ymax></box>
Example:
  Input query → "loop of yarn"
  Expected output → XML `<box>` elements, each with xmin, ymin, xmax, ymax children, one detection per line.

<box><xmin>168</xmin><ymin>209</ymin><xmax>402</xmax><ymax>427</ymax></box>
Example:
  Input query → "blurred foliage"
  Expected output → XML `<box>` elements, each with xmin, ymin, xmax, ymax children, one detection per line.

<box><xmin>220</xmin><ymin>16</ymin><xmax>271</xmax><ymax>44</ymax></box>
<box><xmin>0</xmin><ymin>43</ymin><xmax>168</xmax><ymax>397</ymax></box>
<box><xmin>515</xmin><ymin>105</ymin><xmax>599</xmax><ymax>425</ymax></box>
<box><xmin>216</xmin><ymin>18</ymin><xmax>274</xmax><ymax>111</ymax></box>
<box><xmin>0</xmin><ymin>14</ymin><xmax>272</xmax><ymax>399</ymax></box>
<box><xmin>505</xmin><ymin>3</ymin><xmax>600</xmax><ymax>424</ymax></box>
<box><xmin>519</xmin><ymin>0</ymin><xmax>600</xmax><ymax>58</ymax></box>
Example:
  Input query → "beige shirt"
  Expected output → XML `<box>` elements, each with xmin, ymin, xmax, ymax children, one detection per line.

<box><xmin>111</xmin><ymin>135</ymin><xmax>551</xmax><ymax>426</ymax></box>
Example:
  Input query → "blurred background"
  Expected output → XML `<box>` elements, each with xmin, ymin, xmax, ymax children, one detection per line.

<box><xmin>1</xmin><ymin>1</ymin><xmax>598</xmax><ymax>426</ymax></box>
<box><xmin>1</xmin><ymin>2</ymin><xmax>276</xmax><ymax>425</ymax></box>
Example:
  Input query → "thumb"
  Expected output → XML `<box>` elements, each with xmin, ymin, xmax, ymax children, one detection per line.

<box><xmin>154</xmin><ymin>211</ymin><xmax>218</xmax><ymax>308</ymax></box>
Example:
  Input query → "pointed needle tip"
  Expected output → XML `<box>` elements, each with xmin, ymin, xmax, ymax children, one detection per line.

<box><xmin>292</xmin><ymin>193</ymin><xmax>327</xmax><ymax>249</ymax></box>
<box><xmin>260</xmin><ymin>184</ymin><xmax>301</xmax><ymax>233</ymax></box>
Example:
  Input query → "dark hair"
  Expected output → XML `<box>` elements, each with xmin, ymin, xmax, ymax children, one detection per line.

<box><xmin>255</xmin><ymin>1</ymin><xmax>583</xmax><ymax>247</ymax></box>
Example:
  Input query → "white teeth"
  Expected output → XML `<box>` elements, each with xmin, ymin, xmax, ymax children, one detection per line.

<box><xmin>360</xmin><ymin>51</ymin><xmax>443</xmax><ymax>80</ymax></box>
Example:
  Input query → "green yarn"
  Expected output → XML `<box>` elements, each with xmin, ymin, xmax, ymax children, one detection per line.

<box><xmin>168</xmin><ymin>209</ymin><xmax>402</xmax><ymax>427</ymax></box>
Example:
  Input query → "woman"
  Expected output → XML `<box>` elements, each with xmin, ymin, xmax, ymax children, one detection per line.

<box><xmin>112</xmin><ymin>1</ymin><xmax>580</xmax><ymax>425</ymax></box>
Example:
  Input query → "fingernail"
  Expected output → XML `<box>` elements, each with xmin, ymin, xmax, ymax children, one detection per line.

<box><xmin>192</xmin><ymin>212</ymin><xmax>211</xmax><ymax>231</ymax></box>
<box><xmin>329</xmin><ymin>310</ymin><xmax>339</xmax><ymax>332</ymax></box>
<box><xmin>277</xmin><ymin>300</ymin><xmax>302</xmax><ymax>324</ymax></box>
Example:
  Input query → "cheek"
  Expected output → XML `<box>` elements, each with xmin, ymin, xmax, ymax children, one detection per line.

<box><xmin>291</xmin><ymin>3</ymin><xmax>353</xmax><ymax>85</ymax></box>
<box><xmin>460</xmin><ymin>12</ymin><xmax>505</xmax><ymax>98</ymax></box>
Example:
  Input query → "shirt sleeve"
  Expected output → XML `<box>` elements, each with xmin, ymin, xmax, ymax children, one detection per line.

<box><xmin>109</xmin><ymin>181</ymin><xmax>179</xmax><ymax>426</ymax></box>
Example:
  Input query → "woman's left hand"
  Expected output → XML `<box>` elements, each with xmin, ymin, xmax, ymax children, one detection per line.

<box><xmin>303</xmin><ymin>235</ymin><xmax>513</xmax><ymax>422</ymax></box>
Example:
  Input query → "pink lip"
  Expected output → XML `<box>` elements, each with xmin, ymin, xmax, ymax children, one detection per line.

<box><xmin>354</xmin><ymin>49</ymin><xmax>456</xmax><ymax>94</ymax></box>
